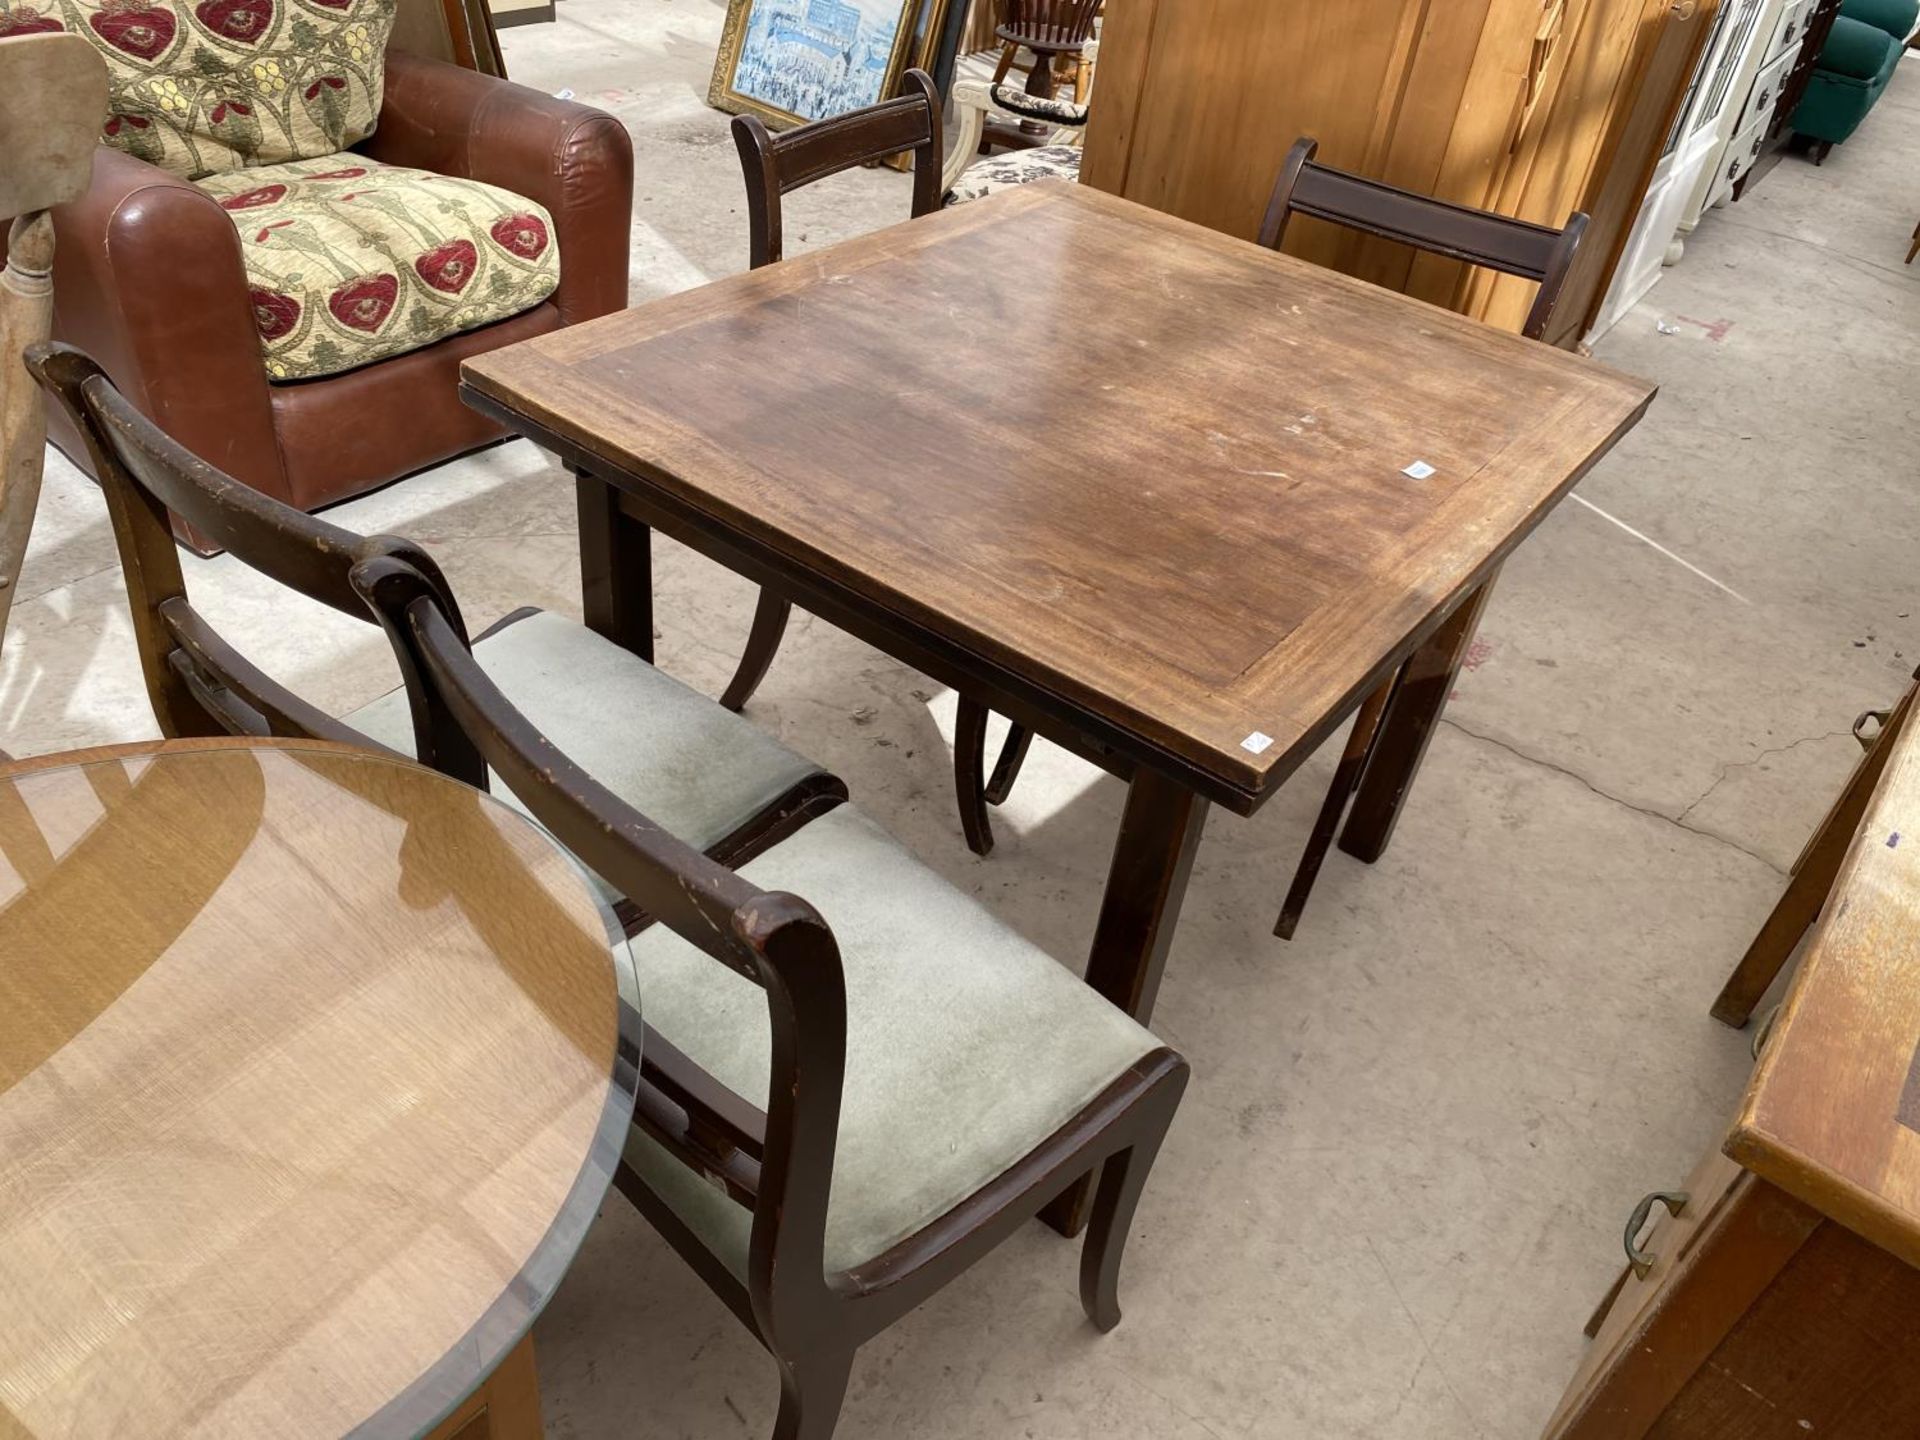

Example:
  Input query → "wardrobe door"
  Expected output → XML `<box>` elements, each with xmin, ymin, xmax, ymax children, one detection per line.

<box><xmin>1079</xmin><ymin>0</ymin><xmax>1436</xmax><ymax>265</ymax></box>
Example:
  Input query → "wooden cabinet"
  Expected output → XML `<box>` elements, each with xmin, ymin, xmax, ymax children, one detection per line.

<box><xmin>1080</xmin><ymin>0</ymin><xmax>1721</xmax><ymax>347</ymax></box>
<box><xmin>1543</xmin><ymin>685</ymin><xmax>1920</xmax><ymax>1439</ymax></box>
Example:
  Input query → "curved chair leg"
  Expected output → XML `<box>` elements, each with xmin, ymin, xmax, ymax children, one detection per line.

<box><xmin>774</xmin><ymin>1349</ymin><xmax>854</xmax><ymax>1440</ymax></box>
<box><xmin>1079</xmin><ymin>1071</ymin><xmax>1187</xmax><ymax>1333</ymax></box>
<box><xmin>954</xmin><ymin>696</ymin><xmax>996</xmax><ymax>857</ymax></box>
<box><xmin>722</xmin><ymin>590</ymin><xmax>793</xmax><ymax>713</ymax></box>
<box><xmin>984</xmin><ymin>723</ymin><xmax>1033</xmax><ymax>806</ymax></box>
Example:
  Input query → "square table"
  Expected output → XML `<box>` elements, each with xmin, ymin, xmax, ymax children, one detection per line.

<box><xmin>462</xmin><ymin>180</ymin><xmax>1655</xmax><ymax>1224</ymax></box>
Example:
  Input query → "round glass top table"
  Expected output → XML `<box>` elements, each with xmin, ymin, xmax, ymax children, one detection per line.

<box><xmin>0</xmin><ymin>738</ymin><xmax>639</xmax><ymax>1439</ymax></box>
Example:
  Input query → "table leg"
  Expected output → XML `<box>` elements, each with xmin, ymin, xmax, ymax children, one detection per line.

<box><xmin>1041</xmin><ymin>768</ymin><xmax>1209</xmax><ymax>1236</ymax></box>
<box><xmin>1339</xmin><ymin>578</ymin><xmax>1498</xmax><ymax>865</ymax></box>
<box><xmin>574</xmin><ymin>467</ymin><xmax>653</xmax><ymax>663</ymax></box>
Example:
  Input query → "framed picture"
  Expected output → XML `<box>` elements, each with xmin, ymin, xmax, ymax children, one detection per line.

<box><xmin>709</xmin><ymin>0</ymin><xmax>924</xmax><ymax>131</ymax></box>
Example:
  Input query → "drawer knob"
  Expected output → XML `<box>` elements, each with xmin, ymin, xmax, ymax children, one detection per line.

<box><xmin>1625</xmin><ymin>1191</ymin><xmax>1689</xmax><ymax>1280</ymax></box>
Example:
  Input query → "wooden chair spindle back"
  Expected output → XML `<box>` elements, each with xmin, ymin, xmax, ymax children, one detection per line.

<box><xmin>997</xmin><ymin>0</ymin><xmax>1101</xmax><ymax>50</ymax></box>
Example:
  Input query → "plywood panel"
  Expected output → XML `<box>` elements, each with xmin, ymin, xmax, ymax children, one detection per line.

<box><xmin>1082</xmin><ymin>0</ymin><xmax>1708</xmax><ymax>341</ymax></box>
<box><xmin>1080</xmin><ymin>0</ymin><xmax>1435</xmax><ymax>268</ymax></box>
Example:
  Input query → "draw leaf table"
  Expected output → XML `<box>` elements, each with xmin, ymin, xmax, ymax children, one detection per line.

<box><xmin>460</xmin><ymin>180</ymin><xmax>1655</xmax><ymax>1230</ymax></box>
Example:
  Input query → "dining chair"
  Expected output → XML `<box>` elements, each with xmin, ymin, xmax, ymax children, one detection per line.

<box><xmin>723</xmin><ymin>68</ymin><xmax>1030</xmax><ymax>858</ymax></box>
<box><xmin>1257</xmin><ymin>136</ymin><xmax>1589</xmax><ymax>938</ymax></box>
<box><xmin>352</xmin><ymin>551</ymin><xmax>1191</xmax><ymax>1440</ymax></box>
<box><xmin>26</xmin><ymin>343</ymin><xmax>845</xmax><ymax>929</ymax></box>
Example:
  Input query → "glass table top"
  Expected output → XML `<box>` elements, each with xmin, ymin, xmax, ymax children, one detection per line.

<box><xmin>0</xmin><ymin>741</ymin><xmax>638</xmax><ymax>1439</ymax></box>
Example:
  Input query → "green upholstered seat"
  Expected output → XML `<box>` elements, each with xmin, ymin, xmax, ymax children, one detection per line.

<box><xmin>344</xmin><ymin>611</ymin><xmax>824</xmax><ymax>880</ymax></box>
<box><xmin>622</xmin><ymin>804</ymin><xmax>1163</xmax><ymax>1278</ymax></box>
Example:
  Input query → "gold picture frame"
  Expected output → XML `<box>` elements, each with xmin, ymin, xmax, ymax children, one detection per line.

<box><xmin>708</xmin><ymin>0</ymin><xmax>925</xmax><ymax>133</ymax></box>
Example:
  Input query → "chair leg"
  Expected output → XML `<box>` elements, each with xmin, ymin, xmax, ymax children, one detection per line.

<box><xmin>773</xmin><ymin>1349</ymin><xmax>854</xmax><ymax>1440</ymax></box>
<box><xmin>721</xmin><ymin>590</ymin><xmax>793</xmax><ymax>713</ymax></box>
<box><xmin>984</xmin><ymin>723</ymin><xmax>1033</xmax><ymax>806</ymax></box>
<box><xmin>1907</xmin><ymin>222</ymin><xmax>1919</xmax><ymax>265</ymax></box>
<box><xmin>1079</xmin><ymin>1072</ymin><xmax>1186</xmax><ymax>1333</ymax></box>
<box><xmin>1275</xmin><ymin>678</ymin><xmax>1395</xmax><ymax>939</ymax></box>
<box><xmin>991</xmin><ymin>41</ymin><xmax>1018</xmax><ymax>85</ymax></box>
<box><xmin>954</xmin><ymin>696</ymin><xmax>996</xmax><ymax>857</ymax></box>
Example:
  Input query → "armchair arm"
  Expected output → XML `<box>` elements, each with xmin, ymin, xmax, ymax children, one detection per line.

<box><xmin>361</xmin><ymin>52</ymin><xmax>633</xmax><ymax>325</ymax></box>
<box><xmin>941</xmin><ymin>77</ymin><xmax>1093</xmax><ymax>194</ymax></box>
<box><xmin>48</xmin><ymin>148</ymin><xmax>288</xmax><ymax>500</ymax></box>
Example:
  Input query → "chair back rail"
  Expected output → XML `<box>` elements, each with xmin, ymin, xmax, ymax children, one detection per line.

<box><xmin>997</xmin><ymin>0</ymin><xmax>1102</xmax><ymax>49</ymax></box>
<box><xmin>1259</xmin><ymin>137</ymin><xmax>1589</xmax><ymax>343</ymax></box>
<box><xmin>733</xmin><ymin>69</ymin><xmax>943</xmax><ymax>268</ymax></box>
<box><xmin>351</xmin><ymin>553</ymin><xmax>849</xmax><ymax>1322</ymax></box>
<box><xmin>25</xmin><ymin>343</ymin><xmax>479</xmax><ymax>767</ymax></box>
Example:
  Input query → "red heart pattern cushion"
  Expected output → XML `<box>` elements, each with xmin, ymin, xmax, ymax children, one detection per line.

<box><xmin>197</xmin><ymin>154</ymin><xmax>561</xmax><ymax>382</ymax></box>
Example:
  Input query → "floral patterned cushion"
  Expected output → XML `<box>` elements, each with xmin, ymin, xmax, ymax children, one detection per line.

<box><xmin>196</xmin><ymin>155</ymin><xmax>560</xmax><ymax>382</ymax></box>
<box><xmin>944</xmin><ymin>145</ymin><xmax>1082</xmax><ymax>208</ymax></box>
<box><xmin>0</xmin><ymin>0</ymin><xmax>395</xmax><ymax>181</ymax></box>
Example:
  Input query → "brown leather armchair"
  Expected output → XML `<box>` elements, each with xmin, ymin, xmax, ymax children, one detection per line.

<box><xmin>39</xmin><ymin>50</ymin><xmax>632</xmax><ymax>549</ymax></box>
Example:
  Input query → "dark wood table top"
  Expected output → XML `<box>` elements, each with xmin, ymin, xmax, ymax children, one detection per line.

<box><xmin>464</xmin><ymin>181</ymin><xmax>1656</xmax><ymax>810</ymax></box>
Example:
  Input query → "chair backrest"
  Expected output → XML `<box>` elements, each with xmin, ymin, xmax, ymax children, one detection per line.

<box><xmin>998</xmin><ymin>0</ymin><xmax>1102</xmax><ymax>49</ymax></box>
<box><xmin>1258</xmin><ymin>137</ymin><xmax>1590</xmax><ymax>344</ymax></box>
<box><xmin>732</xmin><ymin>68</ymin><xmax>943</xmax><ymax>269</ymax></box>
<box><xmin>351</xmin><ymin>552</ymin><xmax>849</xmax><ymax>1317</ymax></box>
<box><xmin>24</xmin><ymin>343</ymin><xmax>482</xmax><ymax>779</ymax></box>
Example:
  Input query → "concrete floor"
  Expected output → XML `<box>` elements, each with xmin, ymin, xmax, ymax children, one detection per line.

<box><xmin>6</xmin><ymin>2</ymin><xmax>1918</xmax><ymax>1433</ymax></box>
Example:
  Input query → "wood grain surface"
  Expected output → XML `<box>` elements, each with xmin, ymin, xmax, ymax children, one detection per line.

<box><xmin>1730</xmin><ymin>707</ymin><xmax>1920</xmax><ymax>1274</ymax></box>
<box><xmin>463</xmin><ymin>182</ymin><xmax>1655</xmax><ymax>807</ymax></box>
<box><xmin>0</xmin><ymin>741</ymin><xmax>632</xmax><ymax>1439</ymax></box>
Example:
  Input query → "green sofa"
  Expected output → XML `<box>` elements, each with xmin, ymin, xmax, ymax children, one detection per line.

<box><xmin>1793</xmin><ymin>0</ymin><xmax>1919</xmax><ymax>158</ymax></box>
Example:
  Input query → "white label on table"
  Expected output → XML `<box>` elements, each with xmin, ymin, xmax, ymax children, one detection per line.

<box><xmin>1242</xmin><ymin>732</ymin><xmax>1275</xmax><ymax>755</ymax></box>
<box><xmin>1403</xmin><ymin>460</ymin><xmax>1437</xmax><ymax>481</ymax></box>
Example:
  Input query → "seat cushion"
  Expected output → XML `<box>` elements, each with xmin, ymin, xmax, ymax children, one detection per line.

<box><xmin>196</xmin><ymin>155</ymin><xmax>561</xmax><ymax>380</ymax></box>
<box><xmin>944</xmin><ymin>145</ymin><xmax>1083</xmax><ymax>208</ymax></box>
<box><xmin>342</xmin><ymin>611</ymin><xmax>825</xmax><ymax>892</ymax></box>
<box><xmin>621</xmin><ymin>805</ymin><xmax>1163</xmax><ymax>1279</ymax></box>
<box><xmin>20</xmin><ymin>0</ymin><xmax>396</xmax><ymax>180</ymax></box>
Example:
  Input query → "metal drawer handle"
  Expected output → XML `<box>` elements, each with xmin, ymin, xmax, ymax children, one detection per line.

<box><xmin>1856</xmin><ymin>707</ymin><xmax>1893</xmax><ymax>750</ymax></box>
<box><xmin>1625</xmin><ymin>1191</ymin><xmax>1689</xmax><ymax>1279</ymax></box>
<box><xmin>1757</xmin><ymin>87</ymin><xmax>1771</xmax><ymax>109</ymax></box>
<box><xmin>1671</xmin><ymin>0</ymin><xmax>1697</xmax><ymax>17</ymax></box>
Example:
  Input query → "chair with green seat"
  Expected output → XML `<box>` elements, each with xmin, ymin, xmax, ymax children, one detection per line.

<box><xmin>1793</xmin><ymin>0</ymin><xmax>1919</xmax><ymax>161</ymax></box>
<box><xmin>27</xmin><ymin>341</ymin><xmax>844</xmax><ymax>933</ymax></box>
<box><xmin>352</xmin><ymin>550</ymin><xmax>1192</xmax><ymax>1440</ymax></box>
